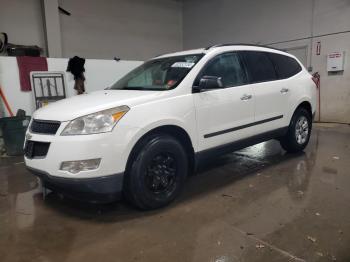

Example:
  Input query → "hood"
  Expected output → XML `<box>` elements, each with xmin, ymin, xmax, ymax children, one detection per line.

<box><xmin>33</xmin><ymin>90</ymin><xmax>164</xmax><ymax>121</ymax></box>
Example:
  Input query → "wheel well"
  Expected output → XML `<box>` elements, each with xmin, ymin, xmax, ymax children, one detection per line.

<box><xmin>296</xmin><ymin>101</ymin><xmax>312</xmax><ymax>117</ymax></box>
<box><xmin>126</xmin><ymin>125</ymin><xmax>195</xmax><ymax>175</ymax></box>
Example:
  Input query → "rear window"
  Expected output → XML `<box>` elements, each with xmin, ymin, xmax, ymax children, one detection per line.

<box><xmin>268</xmin><ymin>53</ymin><xmax>302</xmax><ymax>79</ymax></box>
<box><xmin>242</xmin><ymin>51</ymin><xmax>277</xmax><ymax>83</ymax></box>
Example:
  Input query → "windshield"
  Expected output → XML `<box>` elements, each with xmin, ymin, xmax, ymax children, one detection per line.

<box><xmin>109</xmin><ymin>54</ymin><xmax>204</xmax><ymax>91</ymax></box>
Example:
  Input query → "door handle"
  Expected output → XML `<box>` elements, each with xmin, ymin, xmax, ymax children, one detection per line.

<box><xmin>240</xmin><ymin>94</ymin><xmax>252</xmax><ymax>101</ymax></box>
<box><xmin>280</xmin><ymin>88</ymin><xmax>289</xmax><ymax>94</ymax></box>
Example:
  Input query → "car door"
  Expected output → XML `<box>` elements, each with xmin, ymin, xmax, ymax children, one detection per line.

<box><xmin>193</xmin><ymin>52</ymin><xmax>255</xmax><ymax>152</ymax></box>
<box><xmin>242</xmin><ymin>51</ymin><xmax>289</xmax><ymax>134</ymax></box>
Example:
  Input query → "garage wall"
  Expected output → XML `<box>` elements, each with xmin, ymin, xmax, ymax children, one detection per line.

<box><xmin>183</xmin><ymin>0</ymin><xmax>313</xmax><ymax>49</ymax></box>
<box><xmin>58</xmin><ymin>0</ymin><xmax>182</xmax><ymax>60</ymax></box>
<box><xmin>0</xmin><ymin>0</ymin><xmax>46</xmax><ymax>54</ymax></box>
<box><xmin>1</xmin><ymin>0</ymin><xmax>182</xmax><ymax>60</ymax></box>
<box><xmin>310</xmin><ymin>35</ymin><xmax>350</xmax><ymax>123</ymax></box>
<box><xmin>183</xmin><ymin>0</ymin><xmax>350</xmax><ymax>123</ymax></box>
<box><xmin>1</xmin><ymin>0</ymin><xmax>349</xmax><ymax>123</ymax></box>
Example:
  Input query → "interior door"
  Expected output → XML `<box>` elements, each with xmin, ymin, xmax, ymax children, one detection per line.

<box><xmin>193</xmin><ymin>52</ymin><xmax>255</xmax><ymax>151</ymax></box>
<box><xmin>242</xmin><ymin>51</ymin><xmax>288</xmax><ymax>134</ymax></box>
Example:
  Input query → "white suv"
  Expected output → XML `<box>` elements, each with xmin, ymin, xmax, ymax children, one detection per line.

<box><xmin>25</xmin><ymin>44</ymin><xmax>317</xmax><ymax>209</ymax></box>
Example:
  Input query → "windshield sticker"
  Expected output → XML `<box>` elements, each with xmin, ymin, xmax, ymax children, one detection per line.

<box><xmin>171</xmin><ymin>62</ymin><xmax>195</xmax><ymax>68</ymax></box>
<box><xmin>185</xmin><ymin>56</ymin><xmax>199</xmax><ymax>63</ymax></box>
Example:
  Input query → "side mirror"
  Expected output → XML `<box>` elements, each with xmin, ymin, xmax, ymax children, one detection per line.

<box><xmin>195</xmin><ymin>76</ymin><xmax>224</xmax><ymax>92</ymax></box>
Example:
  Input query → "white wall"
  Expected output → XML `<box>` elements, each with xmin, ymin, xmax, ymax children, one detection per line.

<box><xmin>183</xmin><ymin>0</ymin><xmax>350</xmax><ymax>123</ymax></box>
<box><xmin>0</xmin><ymin>57</ymin><xmax>142</xmax><ymax>116</ymax></box>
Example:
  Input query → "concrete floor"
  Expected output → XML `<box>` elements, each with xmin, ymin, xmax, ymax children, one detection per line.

<box><xmin>0</xmin><ymin>124</ymin><xmax>349</xmax><ymax>262</ymax></box>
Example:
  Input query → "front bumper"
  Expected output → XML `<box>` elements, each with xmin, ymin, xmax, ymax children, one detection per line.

<box><xmin>24</xmin><ymin>121</ymin><xmax>141</xmax><ymax>179</ymax></box>
<box><xmin>27</xmin><ymin>167</ymin><xmax>124</xmax><ymax>203</ymax></box>
<box><xmin>24</xmin><ymin>121</ymin><xmax>143</xmax><ymax>202</ymax></box>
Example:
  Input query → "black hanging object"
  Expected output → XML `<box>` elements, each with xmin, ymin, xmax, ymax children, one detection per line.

<box><xmin>67</xmin><ymin>56</ymin><xmax>85</xmax><ymax>79</ymax></box>
<box><xmin>67</xmin><ymin>56</ymin><xmax>86</xmax><ymax>94</ymax></box>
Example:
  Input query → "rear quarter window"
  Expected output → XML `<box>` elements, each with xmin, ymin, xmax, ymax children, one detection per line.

<box><xmin>268</xmin><ymin>53</ymin><xmax>302</xmax><ymax>79</ymax></box>
<box><xmin>242</xmin><ymin>51</ymin><xmax>277</xmax><ymax>83</ymax></box>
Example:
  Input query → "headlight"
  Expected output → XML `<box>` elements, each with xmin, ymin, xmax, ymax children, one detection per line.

<box><xmin>61</xmin><ymin>105</ymin><xmax>129</xmax><ymax>135</ymax></box>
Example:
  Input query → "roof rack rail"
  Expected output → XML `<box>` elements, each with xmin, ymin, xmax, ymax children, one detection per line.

<box><xmin>204</xmin><ymin>43</ymin><xmax>284</xmax><ymax>52</ymax></box>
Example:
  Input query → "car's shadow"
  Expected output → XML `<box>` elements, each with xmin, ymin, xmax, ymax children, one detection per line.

<box><xmin>38</xmin><ymin>139</ymin><xmax>316</xmax><ymax>222</ymax></box>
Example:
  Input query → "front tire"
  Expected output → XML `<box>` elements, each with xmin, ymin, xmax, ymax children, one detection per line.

<box><xmin>280</xmin><ymin>107</ymin><xmax>312</xmax><ymax>153</ymax></box>
<box><xmin>124</xmin><ymin>134</ymin><xmax>188</xmax><ymax>210</ymax></box>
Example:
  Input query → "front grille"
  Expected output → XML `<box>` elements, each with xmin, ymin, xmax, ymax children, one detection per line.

<box><xmin>24</xmin><ymin>141</ymin><xmax>50</xmax><ymax>159</ymax></box>
<box><xmin>31</xmin><ymin>120</ymin><xmax>60</xmax><ymax>135</ymax></box>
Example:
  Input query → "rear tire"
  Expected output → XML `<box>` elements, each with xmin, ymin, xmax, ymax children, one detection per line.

<box><xmin>280</xmin><ymin>107</ymin><xmax>312</xmax><ymax>153</ymax></box>
<box><xmin>124</xmin><ymin>134</ymin><xmax>188</xmax><ymax>210</ymax></box>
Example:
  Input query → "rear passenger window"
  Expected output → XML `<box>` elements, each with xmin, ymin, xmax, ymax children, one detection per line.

<box><xmin>197</xmin><ymin>52</ymin><xmax>247</xmax><ymax>87</ymax></box>
<box><xmin>242</xmin><ymin>51</ymin><xmax>277</xmax><ymax>83</ymax></box>
<box><xmin>268</xmin><ymin>53</ymin><xmax>302</xmax><ymax>79</ymax></box>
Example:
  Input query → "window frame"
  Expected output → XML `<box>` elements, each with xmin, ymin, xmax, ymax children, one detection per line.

<box><xmin>192</xmin><ymin>51</ymin><xmax>250</xmax><ymax>92</ymax></box>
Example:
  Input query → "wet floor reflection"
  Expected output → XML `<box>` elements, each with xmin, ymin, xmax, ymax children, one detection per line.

<box><xmin>0</xmin><ymin>124</ymin><xmax>350</xmax><ymax>262</ymax></box>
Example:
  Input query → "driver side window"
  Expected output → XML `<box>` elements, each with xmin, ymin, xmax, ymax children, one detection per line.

<box><xmin>197</xmin><ymin>52</ymin><xmax>247</xmax><ymax>88</ymax></box>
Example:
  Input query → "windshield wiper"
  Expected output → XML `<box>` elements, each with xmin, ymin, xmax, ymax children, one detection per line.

<box><xmin>120</xmin><ymin>86</ymin><xmax>165</xmax><ymax>91</ymax></box>
<box><xmin>121</xmin><ymin>86</ymin><xmax>145</xmax><ymax>90</ymax></box>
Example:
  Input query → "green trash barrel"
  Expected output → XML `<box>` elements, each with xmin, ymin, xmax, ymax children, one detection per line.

<box><xmin>0</xmin><ymin>116</ymin><xmax>31</xmax><ymax>156</ymax></box>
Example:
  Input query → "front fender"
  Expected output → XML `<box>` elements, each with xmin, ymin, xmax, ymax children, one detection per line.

<box><xmin>119</xmin><ymin>118</ymin><xmax>197</xmax><ymax>172</ymax></box>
